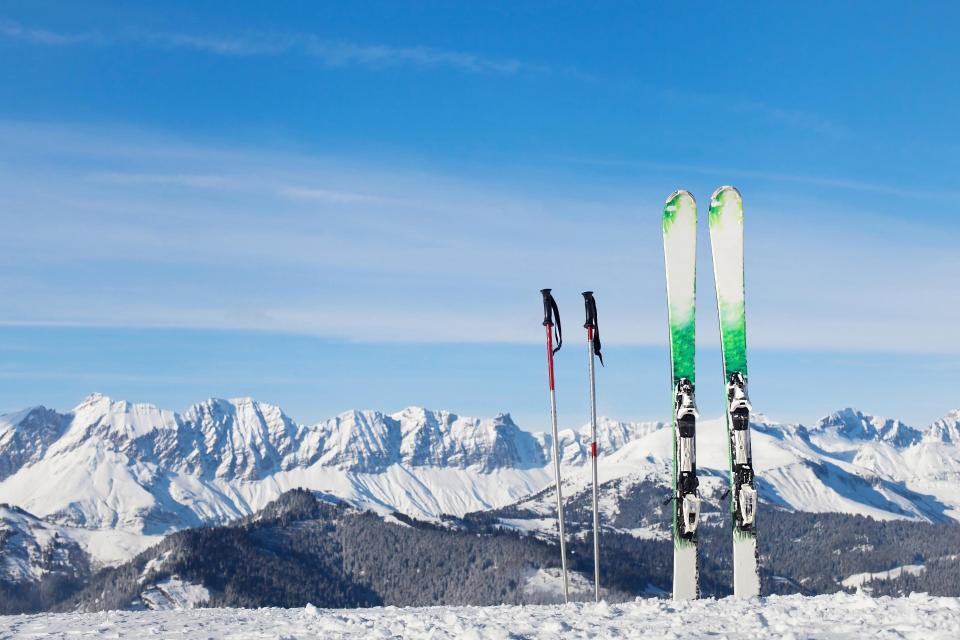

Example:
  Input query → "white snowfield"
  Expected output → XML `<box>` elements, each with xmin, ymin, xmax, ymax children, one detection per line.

<box><xmin>3</xmin><ymin>593</ymin><xmax>960</xmax><ymax>639</ymax></box>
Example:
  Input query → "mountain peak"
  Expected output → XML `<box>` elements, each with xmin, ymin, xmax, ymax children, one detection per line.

<box><xmin>816</xmin><ymin>408</ymin><xmax>921</xmax><ymax>447</ymax></box>
<box><xmin>0</xmin><ymin>406</ymin><xmax>70</xmax><ymax>481</ymax></box>
<box><xmin>65</xmin><ymin>394</ymin><xmax>176</xmax><ymax>445</ymax></box>
<box><xmin>75</xmin><ymin>392</ymin><xmax>110</xmax><ymax>409</ymax></box>
<box><xmin>5</xmin><ymin>393</ymin><xmax>960</xmax><ymax>546</ymax></box>
<box><xmin>390</xmin><ymin>406</ymin><xmax>543</xmax><ymax>472</ymax></box>
<box><xmin>924</xmin><ymin>410</ymin><xmax>960</xmax><ymax>444</ymax></box>
<box><xmin>392</xmin><ymin>405</ymin><xmax>436</xmax><ymax>422</ymax></box>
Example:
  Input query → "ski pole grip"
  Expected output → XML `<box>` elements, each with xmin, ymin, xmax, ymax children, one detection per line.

<box><xmin>582</xmin><ymin>291</ymin><xmax>597</xmax><ymax>329</ymax></box>
<box><xmin>541</xmin><ymin>289</ymin><xmax>562</xmax><ymax>353</ymax></box>
<box><xmin>582</xmin><ymin>291</ymin><xmax>602</xmax><ymax>365</ymax></box>
<box><xmin>541</xmin><ymin>288</ymin><xmax>555</xmax><ymax>326</ymax></box>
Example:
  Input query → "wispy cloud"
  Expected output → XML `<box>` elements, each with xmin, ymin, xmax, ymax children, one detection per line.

<box><xmin>0</xmin><ymin>18</ymin><xmax>537</xmax><ymax>75</ymax></box>
<box><xmin>0</xmin><ymin>18</ymin><xmax>838</xmax><ymax>137</ymax></box>
<box><xmin>127</xmin><ymin>29</ymin><xmax>291</xmax><ymax>57</ymax></box>
<box><xmin>88</xmin><ymin>172</ymin><xmax>247</xmax><ymax>190</ymax></box>
<box><xmin>543</xmin><ymin>154</ymin><xmax>960</xmax><ymax>202</ymax></box>
<box><xmin>296</xmin><ymin>39</ymin><xmax>532</xmax><ymax>74</ymax></box>
<box><xmin>653</xmin><ymin>85</ymin><xmax>848</xmax><ymax>138</ymax></box>
<box><xmin>0</xmin><ymin>18</ymin><xmax>102</xmax><ymax>45</ymax></box>
<box><xmin>89</xmin><ymin>171</ymin><xmax>402</xmax><ymax>205</ymax></box>
<box><xmin>730</xmin><ymin>98</ymin><xmax>845</xmax><ymax>138</ymax></box>
<box><xmin>1</xmin><ymin>121</ymin><xmax>958</xmax><ymax>352</ymax></box>
<box><xmin>277</xmin><ymin>186</ymin><xmax>394</xmax><ymax>205</ymax></box>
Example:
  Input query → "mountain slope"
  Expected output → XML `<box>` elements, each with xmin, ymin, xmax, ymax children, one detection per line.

<box><xmin>2</xmin><ymin>394</ymin><xmax>960</xmax><ymax>567</ymax></box>
<box><xmin>59</xmin><ymin>489</ymin><xmax>608</xmax><ymax>612</ymax></box>
<box><xmin>0</xmin><ymin>504</ymin><xmax>90</xmax><ymax>614</ymax></box>
<box><xmin>491</xmin><ymin>410</ymin><xmax>959</xmax><ymax>545</ymax></box>
<box><xmin>0</xmin><ymin>395</ymin><xmax>662</xmax><ymax>539</ymax></box>
<box><xmin>56</xmin><ymin>490</ymin><xmax>960</xmax><ymax>614</ymax></box>
<box><xmin>0</xmin><ymin>407</ymin><xmax>67</xmax><ymax>482</ymax></box>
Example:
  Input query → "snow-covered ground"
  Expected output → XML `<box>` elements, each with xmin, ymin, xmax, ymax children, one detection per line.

<box><xmin>3</xmin><ymin>594</ymin><xmax>960</xmax><ymax>639</ymax></box>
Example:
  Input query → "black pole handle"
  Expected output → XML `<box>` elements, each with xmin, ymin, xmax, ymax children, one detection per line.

<box><xmin>582</xmin><ymin>291</ymin><xmax>603</xmax><ymax>365</ymax></box>
<box><xmin>540</xmin><ymin>289</ymin><xmax>562</xmax><ymax>354</ymax></box>
<box><xmin>582</xmin><ymin>291</ymin><xmax>597</xmax><ymax>329</ymax></box>
<box><xmin>541</xmin><ymin>289</ymin><xmax>554</xmax><ymax>326</ymax></box>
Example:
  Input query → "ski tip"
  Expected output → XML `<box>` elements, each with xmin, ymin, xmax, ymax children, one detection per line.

<box><xmin>665</xmin><ymin>189</ymin><xmax>695</xmax><ymax>208</ymax></box>
<box><xmin>710</xmin><ymin>185</ymin><xmax>742</xmax><ymax>205</ymax></box>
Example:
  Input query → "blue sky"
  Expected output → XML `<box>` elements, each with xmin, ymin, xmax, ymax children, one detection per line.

<box><xmin>1</xmin><ymin>2</ymin><xmax>959</xmax><ymax>430</ymax></box>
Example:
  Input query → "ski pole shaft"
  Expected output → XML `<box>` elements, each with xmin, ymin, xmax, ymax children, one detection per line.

<box><xmin>541</xmin><ymin>289</ymin><xmax>569</xmax><ymax>603</ymax></box>
<box><xmin>583</xmin><ymin>291</ymin><xmax>601</xmax><ymax>602</ymax></box>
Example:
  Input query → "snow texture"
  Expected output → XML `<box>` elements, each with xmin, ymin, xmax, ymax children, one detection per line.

<box><xmin>521</xmin><ymin>567</ymin><xmax>599</xmax><ymax>602</ymax></box>
<box><xmin>135</xmin><ymin>577</ymin><xmax>211</xmax><ymax>610</ymax></box>
<box><xmin>2</xmin><ymin>593</ymin><xmax>960</xmax><ymax>639</ymax></box>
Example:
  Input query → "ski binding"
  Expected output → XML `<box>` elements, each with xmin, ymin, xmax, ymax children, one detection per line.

<box><xmin>681</xmin><ymin>493</ymin><xmax>701</xmax><ymax>535</ymax></box>
<box><xmin>738</xmin><ymin>485</ymin><xmax>758</xmax><ymax>527</ymax></box>
<box><xmin>674</xmin><ymin>378</ymin><xmax>700</xmax><ymax>536</ymax></box>
<box><xmin>676</xmin><ymin>378</ymin><xmax>699</xmax><ymax>421</ymax></box>
<box><xmin>726</xmin><ymin>372</ymin><xmax>751</xmax><ymax>413</ymax></box>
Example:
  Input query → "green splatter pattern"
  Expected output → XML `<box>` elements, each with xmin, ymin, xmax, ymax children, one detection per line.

<box><xmin>669</xmin><ymin>321</ymin><xmax>696</xmax><ymax>385</ymax></box>
<box><xmin>663</xmin><ymin>190</ymin><xmax>697</xmax><ymax>552</ymax></box>
<box><xmin>709</xmin><ymin>187</ymin><xmax>756</xmax><ymax>542</ymax></box>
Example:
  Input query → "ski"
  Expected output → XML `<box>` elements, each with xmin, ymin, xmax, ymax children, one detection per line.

<box><xmin>708</xmin><ymin>186</ymin><xmax>760</xmax><ymax>598</ymax></box>
<box><xmin>662</xmin><ymin>190</ymin><xmax>701</xmax><ymax>600</ymax></box>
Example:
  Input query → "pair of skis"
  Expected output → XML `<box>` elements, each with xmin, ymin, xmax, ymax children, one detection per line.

<box><xmin>663</xmin><ymin>186</ymin><xmax>759</xmax><ymax>600</ymax></box>
<box><xmin>540</xmin><ymin>289</ymin><xmax>604</xmax><ymax>603</ymax></box>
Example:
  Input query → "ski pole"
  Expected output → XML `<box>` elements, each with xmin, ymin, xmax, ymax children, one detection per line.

<box><xmin>541</xmin><ymin>288</ymin><xmax>569</xmax><ymax>603</ymax></box>
<box><xmin>582</xmin><ymin>291</ymin><xmax>603</xmax><ymax>603</ymax></box>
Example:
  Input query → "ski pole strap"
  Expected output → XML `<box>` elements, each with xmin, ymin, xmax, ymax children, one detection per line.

<box><xmin>581</xmin><ymin>291</ymin><xmax>603</xmax><ymax>366</ymax></box>
<box><xmin>540</xmin><ymin>288</ymin><xmax>562</xmax><ymax>354</ymax></box>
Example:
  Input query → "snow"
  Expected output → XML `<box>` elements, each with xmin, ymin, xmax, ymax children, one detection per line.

<box><xmin>3</xmin><ymin>593</ymin><xmax>960</xmax><ymax>639</ymax></box>
<box><xmin>521</xmin><ymin>567</ymin><xmax>598</xmax><ymax>602</ymax></box>
<box><xmin>64</xmin><ymin>527</ymin><xmax>161</xmax><ymax>567</ymax></box>
<box><xmin>139</xmin><ymin>550</ymin><xmax>173</xmax><ymax>583</ymax></box>
<box><xmin>1</xmin><ymin>504</ymin><xmax>152</xmax><ymax>585</ymax></box>
<box><xmin>607</xmin><ymin>524</ymin><xmax>670</xmax><ymax>540</ymax></box>
<box><xmin>842</xmin><ymin>564</ymin><xmax>927</xmax><ymax>589</ymax></box>
<box><xmin>0</xmin><ymin>397</ymin><xmax>655</xmax><ymax>541</ymax></box>
<box><xmin>5</xmin><ymin>395</ymin><xmax>960</xmax><ymax>568</ymax></box>
<box><xmin>136</xmin><ymin>577</ymin><xmax>211</xmax><ymax>610</ymax></box>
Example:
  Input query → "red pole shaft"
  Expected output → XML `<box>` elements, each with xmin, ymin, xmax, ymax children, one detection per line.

<box><xmin>545</xmin><ymin>324</ymin><xmax>556</xmax><ymax>391</ymax></box>
<box><xmin>587</xmin><ymin>325</ymin><xmax>597</xmax><ymax>458</ymax></box>
<box><xmin>544</xmin><ymin>318</ymin><xmax>569</xmax><ymax>601</ymax></box>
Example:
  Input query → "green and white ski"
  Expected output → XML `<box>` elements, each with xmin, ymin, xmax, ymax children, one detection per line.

<box><xmin>708</xmin><ymin>186</ymin><xmax>760</xmax><ymax>598</ymax></box>
<box><xmin>662</xmin><ymin>190</ymin><xmax>700</xmax><ymax>600</ymax></box>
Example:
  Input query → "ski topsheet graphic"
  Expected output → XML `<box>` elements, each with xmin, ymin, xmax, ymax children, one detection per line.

<box><xmin>662</xmin><ymin>190</ymin><xmax>700</xmax><ymax>600</ymax></box>
<box><xmin>708</xmin><ymin>186</ymin><xmax>760</xmax><ymax>598</ymax></box>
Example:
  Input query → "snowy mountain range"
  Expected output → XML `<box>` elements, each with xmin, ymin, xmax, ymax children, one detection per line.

<box><xmin>3</xmin><ymin>394</ymin><xmax>960</xmax><ymax>571</ymax></box>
